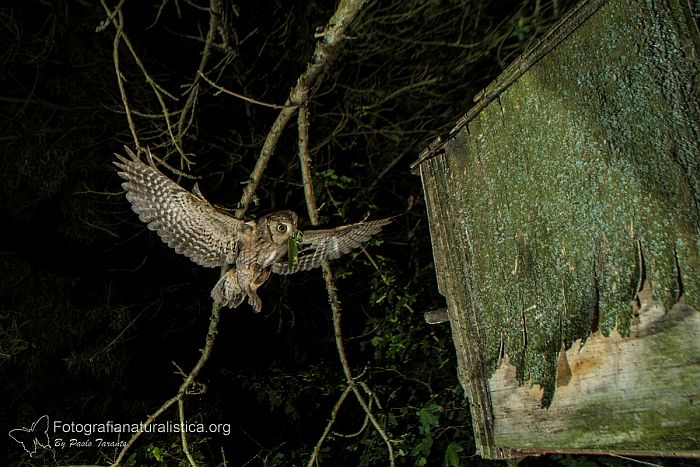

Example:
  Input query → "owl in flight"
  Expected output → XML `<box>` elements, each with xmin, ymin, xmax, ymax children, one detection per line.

<box><xmin>114</xmin><ymin>147</ymin><xmax>391</xmax><ymax>312</ymax></box>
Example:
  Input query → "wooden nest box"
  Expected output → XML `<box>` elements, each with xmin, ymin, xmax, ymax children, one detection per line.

<box><xmin>412</xmin><ymin>0</ymin><xmax>699</xmax><ymax>459</ymax></box>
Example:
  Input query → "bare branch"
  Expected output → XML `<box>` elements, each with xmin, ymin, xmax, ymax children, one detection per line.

<box><xmin>175</xmin><ymin>0</ymin><xmax>222</xmax><ymax>149</ymax></box>
<box><xmin>111</xmin><ymin>304</ymin><xmax>222</xmax><ymax>466</ymax></box>
<box><xmin>100</xmin><ymin>0</ymin><xmax>187</xmax><ymax>162</ymax></box>
<box><xmin>178</xmin><ymin>398</ymin><xmax>198</xmax><ymax>467</ymax></box>
<box><xmin>306</xmin><ymin>385</ymin><xmax>352</xmax><ymax>467</ymax></box>
<box><xmin>110</xmin><ymin>9</ymin><xmax>138</xmax><ymax>147</ymax></box>
<box><xmin>297</xmin><ymin>91</ymin><xmax>395</xmax><ymax>467</ymax></box>
<box><xmin>199</xmin><ymin>72</ymin><xmax>288</xmax><ymax>109</ymax></box>
<box><xmin>235</xmin><ymin>0</ymin><xmax>371</xmax><ymax>218</ymax></box>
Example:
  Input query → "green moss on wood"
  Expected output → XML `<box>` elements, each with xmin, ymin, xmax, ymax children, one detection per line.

<box><xmin>417</xmin><ymin>0</ymin><xmax>699</xmax><ymax>452</ymax></box>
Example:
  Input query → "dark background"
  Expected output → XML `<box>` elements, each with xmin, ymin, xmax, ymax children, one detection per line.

<box><xmin>0</xmin><ymin>1</ymin><xmax>648</xmax><ymax>466</ymax></box>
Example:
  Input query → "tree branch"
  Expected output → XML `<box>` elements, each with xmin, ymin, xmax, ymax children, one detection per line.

<box><xmin>178</xmin><ymin>398</ymin><xmax>197</xmax><ymax>467</ymax></box>
<box><xmin>175</xmin><ymin>0</ymin><xmax>221</xmax><ymax>151</ymax></box>
<box><xmin>110</xmin><ymin>9</ymin><xmax>138</xmax><ymax>148</ymax></box>
<box><xmin>106</xmin><ymin>1</ymin><xmax>371</xmax><ymax>465</ymax></box>
<box><xmin>235</xmin><ymin>0</ymin><xmax>371</xmax><ymax>218</ymax></box>
<box><xmin>297</xmin><ymin>93</ymin><xmax>395</xmax><ymax>467</ymax></box>
<box><xmin>111</xmin><ymin>305</ymin><xmax>222</xmax><ymax>466</ymax></box>
<box><xmin>306</xmin><ymin>385</ymin><xmax>352</xmax><ymax>467</ymax></box>
<box><xmin>199</xmin><ymin>72</ymin><xmax>288</xmax><ymax>109</ymax></box>
<box><xmin>100</xmin><ymin>0</ymin><xmax>187</xmax><ymax>162</ymax></box>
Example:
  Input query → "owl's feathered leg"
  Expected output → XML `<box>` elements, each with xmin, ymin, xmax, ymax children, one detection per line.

<box><xmin>211</xmin><ymin>269</ymin><xmax>245</xmax><ymax>309</ymax></box>
<box><xmin>245</xmin><ymin>269</ymin><xmax>271</xmax><ymax>313</ymax></box>
<box><xmin>211</xmin><ymin>267</ymin><xmax>271</xmax><ymax>312</ymax></box>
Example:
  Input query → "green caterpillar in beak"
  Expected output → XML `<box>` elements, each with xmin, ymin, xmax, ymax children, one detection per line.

<box><xmin>288</xmin><ymin>230</ymin><xmax>304</xmax><ymax>269</ymax></box>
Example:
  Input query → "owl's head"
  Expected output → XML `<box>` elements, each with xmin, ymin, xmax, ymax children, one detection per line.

<box><xmin>262</xmin><ymin>210</ymin><xmax>299</xmax><ymax>245</ymax></box>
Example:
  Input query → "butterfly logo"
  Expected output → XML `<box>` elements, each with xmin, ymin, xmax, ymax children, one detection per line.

<box><xmin>9</xmin><ymin>415</ymin><xmax>50</xmax><ymax>457</ymax></box>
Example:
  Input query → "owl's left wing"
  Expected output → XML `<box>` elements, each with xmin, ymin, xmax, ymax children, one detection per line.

<box><xmin>272</xmin><ymin>218</ymin><xmax>392</xmax><ymax>274</ymax></box>
<box><xmin>114</xmin><ymin>146</ymin><xmax>245</xmax><ymax>268</ymax></box>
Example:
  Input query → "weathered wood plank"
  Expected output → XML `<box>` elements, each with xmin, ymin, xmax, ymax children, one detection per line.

<box><xmin>415</xmin><ymin>0</ymin><xmax>700</xmax><ymax>458</ymax></box>
<box><xmin>490</xmin><ymin>288</ymin><xmax>700</xmax><ymax>454</ymax></box>
<box><xmin>420</xmin><ymin>151</ymin><xmax>499</xmax><ymax>456</ymax></box>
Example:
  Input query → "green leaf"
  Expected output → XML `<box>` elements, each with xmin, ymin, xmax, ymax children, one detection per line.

<box><xmin>417</xmin><ymin>403</ymin><xmax>441</xmax><ymax>434</ymax></box>
<box><xmin>443</xmin><ymin>442</ymin><xmax>464</xmax><ymax>467</ymax></box>
<box><xmin>148</xmin><ymin>445</ymin><xmax>164</xmax><ymax>462</ymax></box>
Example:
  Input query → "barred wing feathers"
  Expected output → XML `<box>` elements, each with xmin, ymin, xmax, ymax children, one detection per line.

<box><xmin>114</xmin><ymin>147</ymin><xmax>242</xmax><ymax>268</ymax></box>
<box><xmin>272</xmin><ymin>218</ymin><xmax>392</xmax><ymax>274</ymax></box>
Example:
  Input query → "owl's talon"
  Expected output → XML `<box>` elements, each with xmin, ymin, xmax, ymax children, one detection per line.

<box><xmin>248</xmin><ymin>293</ymin><xmax>263</xmax><ymax>313</ymax></box>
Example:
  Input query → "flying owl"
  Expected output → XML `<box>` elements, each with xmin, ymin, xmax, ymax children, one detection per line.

<box><xmin>114</xmin><ymin>147</ymin><xmax>391</xmax><ymax>312</ymax></box>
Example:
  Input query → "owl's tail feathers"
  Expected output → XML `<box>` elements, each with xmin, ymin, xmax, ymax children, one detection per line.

<box><xmin>211</xmin><ymin>269</ymin><xmax>246</xmax><ymax>310</ymax></box>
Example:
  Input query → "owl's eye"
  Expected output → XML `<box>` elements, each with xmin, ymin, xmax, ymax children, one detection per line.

<box><xmin>277</xmin><ymin>223</ymin><xmax>287</xmax><ymax>233</ymax></box>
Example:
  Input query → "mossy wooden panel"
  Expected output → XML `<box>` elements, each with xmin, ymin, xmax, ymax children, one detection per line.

<box><xmin>415</xmin><ymin>0</ymin><xmax>699</xmax><ymax>459</ymax></box>
<box><xmin>490</xmin><ymin>294</ymin><xmax>700</xmax><ymax>454</ymax></box>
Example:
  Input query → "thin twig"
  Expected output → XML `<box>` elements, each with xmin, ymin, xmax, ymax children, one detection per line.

<box><xmin>178</xmin><ymin>398</ymin><xmax>197</xmax><ymax>467</ymax></box>
<box><xmin>100</xmin><ymin>0</ymin><xmax>187</xmax><ymax>162</ymax></box>
<box><xmin>199</xmin><ymin>72</ymin><xmax>288</xmax><ymax>109</ymax></box>
<box><xmin>95</xmin><ymin>0</ymin><xmax>128</xmax><ymax>32</ymax></box>
<box><xmin>332</xmin><ymin>383</ymin><xmax>373</xmax><ymax>438</ymax></box>
<box><xmin>111</xmin><ymin>305</ymin><xmax>222</xmax><ymax>466</ymax></box>
<box><xmin>297</xmin><ymin>93</ymin><xmax>395</xmax><ymax>466</ymax></box>
<box><xmin>306</xmin><ymin>385</ymin><xmax>352</xmax><ymax>467</ymax></box>
<box><xmin>110</xmin><ymin>10</ymin><xmax>138</xmax><ymax>147</ymax></box>
<box><xmin>175</xmin><ymin>0</ymin><xmax>221</xmax><ymax>149</ymax></box>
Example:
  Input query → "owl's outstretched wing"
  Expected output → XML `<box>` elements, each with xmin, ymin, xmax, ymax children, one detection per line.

<box><xmin>114</xmin><ymin>146</ymin><xmax>243</xmax><ymax>267</ymax></box>
<box><xmin>272</xmin><ymin>218</ymin><xmax>392</xmax><ymax>274</ymax></box>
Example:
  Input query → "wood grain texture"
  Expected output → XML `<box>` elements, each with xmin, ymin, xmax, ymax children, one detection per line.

<box><xmin>490</xmin><ymin>288</ymin><xmax>700</xmax><ymax>454</ymax></box>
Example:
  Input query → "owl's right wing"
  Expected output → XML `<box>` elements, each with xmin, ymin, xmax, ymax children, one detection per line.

<box><xmin>114</xmin><ymin>146</ymin><xmax>244</xmax><ymax>267</ymax></box>
<box><xmin>272</xmin><ymin>217</ymin><xmax>392</xmax><ymax>274</ymax></box>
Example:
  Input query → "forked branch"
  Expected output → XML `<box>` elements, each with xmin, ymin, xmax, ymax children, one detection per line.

<box><xmin>235</xmin><ymin>0</ymin><xmax>371</xmax><ymax>218</ymax></box>
<box><xmin>105</xmin><ymin>0</ymin><xmax>372</xmax><ymax>465</ymax></box>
